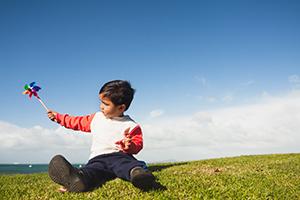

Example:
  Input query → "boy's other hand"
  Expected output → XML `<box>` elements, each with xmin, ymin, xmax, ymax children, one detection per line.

<box><xmin>47</xmin><ymin>110</ymin><xmax>57</xmax><ymax>122</ymax></box>
<box><xmin>116</xmin><ymin>127</ymin><xmax>133</xmax><ymax>151</ymax></box>
<box><xmin>123</xmin><ymin>127</ymin><xmax>132</xmax><ymax>151</ymax></box>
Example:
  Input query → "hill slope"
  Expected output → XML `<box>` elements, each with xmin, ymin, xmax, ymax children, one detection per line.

<box><xmin>0</xmin><ymin>153</ymin><xmax>299</xmax><ymax>199</ymax></box>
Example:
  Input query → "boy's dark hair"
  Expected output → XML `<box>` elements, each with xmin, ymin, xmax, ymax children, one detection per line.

<box><xmin>99</xmin><ymin>80</ymin><xmax>135</xmax><ymax>111</ymax></box>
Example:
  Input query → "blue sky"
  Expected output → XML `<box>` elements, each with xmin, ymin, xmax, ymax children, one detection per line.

<box><xmin>0</xmin><ymin>0</ymin><xmax>300</xmax><ymax>163</ymax></box>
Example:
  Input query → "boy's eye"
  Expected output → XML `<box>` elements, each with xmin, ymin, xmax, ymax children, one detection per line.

<box><xmin>101</xmin><ymin>101</ymin><xmax>109</xmax><ymax>106</ymax></box>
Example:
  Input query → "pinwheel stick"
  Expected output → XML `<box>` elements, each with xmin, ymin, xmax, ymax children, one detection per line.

<box><xmin>37</xmin><ymin>97</ymin><xmax>49</xmax><ymax>111</ymax></box>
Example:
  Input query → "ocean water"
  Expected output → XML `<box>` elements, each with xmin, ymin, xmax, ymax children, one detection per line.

<box><xmin>0</xmin><ymin>164</ymin><xmax>84</xmax><ymax>174</ymax></box>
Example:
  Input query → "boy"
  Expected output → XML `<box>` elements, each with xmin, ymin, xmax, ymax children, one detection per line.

<box><xmin>47</xmin><ymin>80</ymin><xmax>155</xmax><ymax>192</ymax></box>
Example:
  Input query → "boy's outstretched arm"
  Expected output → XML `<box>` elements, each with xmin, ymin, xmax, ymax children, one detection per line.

<box><xmin>47</xmin><ymin>110</ymin><xmax>95</xmax><ymax>132</ymax></box>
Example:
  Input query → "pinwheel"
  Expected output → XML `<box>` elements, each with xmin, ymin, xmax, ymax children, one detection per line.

<box><xmin>23</xmin><ymin>82</ymin><xmax>49</xmax><ymax>111</ymax></box>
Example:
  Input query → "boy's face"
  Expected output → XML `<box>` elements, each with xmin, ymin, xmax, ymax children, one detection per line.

<box><xmin>99</xmin><ymin>93</ymin><xmax>126</xmax><ymax>118</ymax></box>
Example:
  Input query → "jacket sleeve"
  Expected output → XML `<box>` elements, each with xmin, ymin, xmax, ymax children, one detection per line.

<box><xmin>123</xmin><ymin>125</ymin><xmax>143</xmax><ymax>154</ymax></box>
<box><xmin>55</xmin><ymin>113</ymin><xmax>95</xmax><ymax>133</ymax></box>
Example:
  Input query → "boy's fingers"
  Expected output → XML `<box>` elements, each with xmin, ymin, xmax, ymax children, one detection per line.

<box><xmin>124</xmin><ymin>144</ymin><xmax>130</xmax><ymax>150</ymax></box>
<box><xmin>124</xmin><ymin>133</ymin><xmax>132</xmax><ymax>139</ymax></box>
<box><xmin>47</xmin><ymin>111</ymin><xmax>58</xmax><ymax>122</ymax></box>
<box><xmin>124</xmin><ymin>127</ymin><xmax>130</xmax><ymax>136</ymax></box>
<box><xmin>116</xmin><ymin>140</ymin><xmax>125</xmax><ymax>148</ymax></box>
<box><xmin>124</xmin><ymin>139</ymin><xmax>132</xmax><ymax>148</ymax></box>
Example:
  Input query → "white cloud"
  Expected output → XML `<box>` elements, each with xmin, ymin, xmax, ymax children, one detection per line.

<box><xmin>289</xmin><ymin>74</ymin><xmax>300</xmax><ymax>89</ymax></box>
<box><xmin>242</xmin><ymin>80</ymin><xmax>255</xmax><ymax>86</ymax></box>
<box><xmin>261</xmin><ymin>91</ymin><xmax>271</xmax><ymax>98</ymax></box>
<box><xmin>0</xmin><ymin>122</ymin><xmax>92</xmax><ymax>163</ymax></box>
<box><xmin>195</xmin><ymin>76</ymin><xmax>207</xmax><ymax>86</ymax></box>
<box><xmin>288</xmin><ymin>74</ymin><xmax>300</xmax><ymax>84</ymax></box>
<box><xmin>222</xmin><ymin>95</ymin><xmax>234</xmax><ymax>102</ymax></box>
<box><xmin>206</xmin><ymin>96</ymin><xmax>217</xmax><ymax>103</ymax></box>
<box><xmin>139</xmin><ymin>90</ymin><xmax>300</xmax><ymax>162</ymax></box>
<box><xmin>1</xmin><ymin>91</ymin><xmax>300</xmax><ymax>164</ymax></box>
<box><xmin>197</xmin><ymin>96</ymin><xmax>217</xmax><ymax>103</ymax></box>
<box><xmin>149</xmin><ymin>109</ymin><xmax>164</xmax><ymax>118</ymax></box>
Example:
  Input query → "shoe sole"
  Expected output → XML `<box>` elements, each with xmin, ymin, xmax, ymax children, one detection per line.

<box><xmin>48</xmin><ymin>155</ymin><xmax>85</xmax><ymax>192</ymax></box>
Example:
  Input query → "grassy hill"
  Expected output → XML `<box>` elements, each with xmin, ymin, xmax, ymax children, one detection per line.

<box><xmin>0</xmin><ymin>153</ymin><xmax>299</xmax><ymax>199</ymax></box>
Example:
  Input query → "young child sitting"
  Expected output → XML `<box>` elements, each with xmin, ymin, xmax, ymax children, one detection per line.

<box><xmin>47</xmin><ymin>80</ymin><xmax>155</xmax><ymax>192</ymax></box>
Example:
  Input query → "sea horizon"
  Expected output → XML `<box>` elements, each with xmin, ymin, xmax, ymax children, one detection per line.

<box><xmin>0</xmin><ymin>159</ymin><xmax>177</xmax><ymax>174</ymax></box>
<box><xmin>0</xmin><ymin>163</ymin><xmax>84</xmax><ymax>174</ymax></box>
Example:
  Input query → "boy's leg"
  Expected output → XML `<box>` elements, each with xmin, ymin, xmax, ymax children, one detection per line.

<box><xmin>48</xmin><ymin>155</ymin><xmax>86</xmax><ymax>192</ymax></box>
<box><xmin>49</xmin><ymin>155</ymin><xmax>116</xmax><ymax>192</ymax></box>
<box><xmin>109</xmin><ymin>152</ymin><xmax>155</xmax><ymax>190</ymax></box>
<box><xmin>79</xmin><ymin>157</ymin><xmax>116</xmax><ymax>191</ymax></box>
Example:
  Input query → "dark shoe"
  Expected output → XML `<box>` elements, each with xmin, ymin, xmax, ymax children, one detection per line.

<box><xmin>130</xmin><ymin>166</ymin><xmax>155</xmax><ymax>190</ymax></box>
<box><xmin>48</xmin><ymin>155</ymin><xmax>86</xmax><ymax>192</ymax></box>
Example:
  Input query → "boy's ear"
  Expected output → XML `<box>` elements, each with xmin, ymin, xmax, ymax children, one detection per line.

<box><xmin>118</xmin><ymin>104</ymin><xmax>126</xmax><ymax>112</ymax></box>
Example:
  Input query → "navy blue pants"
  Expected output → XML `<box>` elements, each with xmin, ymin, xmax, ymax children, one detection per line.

<box><xmin>80</xmin><ymin>152</ymin><xmax>144</xmax><ymax>190</ymax></box>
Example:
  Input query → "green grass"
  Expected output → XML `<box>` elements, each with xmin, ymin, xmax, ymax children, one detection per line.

<box><xmin>1</xmin><ymin>153</ymin><xmax>300</xmax><ymax>199</ymax></box>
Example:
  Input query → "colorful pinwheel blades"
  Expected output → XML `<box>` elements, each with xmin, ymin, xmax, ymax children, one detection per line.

<box><xmin>29</xmin><ymin>82</ymin><xmax>35</xmax><ymax>87</ymax></box>
<box><xmin>23</xmin><ymin>82</ymin><xmax>42</xmax><ymax>98</ymax></box>
<box><xmin>23</xmin><ymin>81</ymin><xmax>49</xmax><ymax>111</ymax></box>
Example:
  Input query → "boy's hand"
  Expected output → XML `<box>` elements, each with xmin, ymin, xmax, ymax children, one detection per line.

<box><xmin>123</xmin><ymin>127</ymin><xmax>133</xmax><ymax>151</ymax></box>
<box><xmin>116</xmin><ymin>128</ymin><xmax>133</xmax><ymax>151</ymax></box>
<box><xmin>47</xmin><ymin>110</ymin><xmax>58</xmax><ymax>122</ymax></box>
